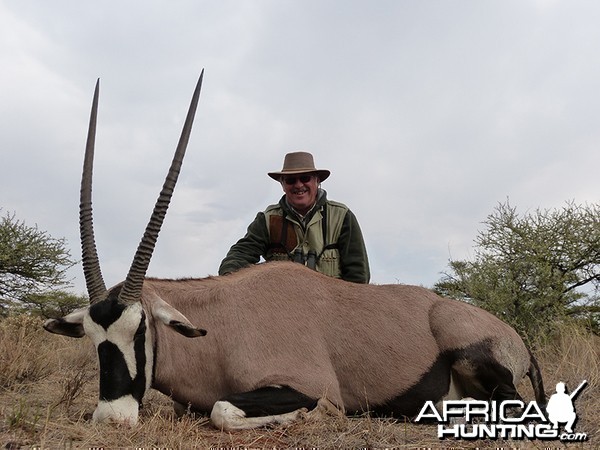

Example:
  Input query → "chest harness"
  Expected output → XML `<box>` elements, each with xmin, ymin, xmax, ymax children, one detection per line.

<box><xmin>267</xmin><ymin>204</ymin><xmax>341</xmax><ymax>271</ymax></box>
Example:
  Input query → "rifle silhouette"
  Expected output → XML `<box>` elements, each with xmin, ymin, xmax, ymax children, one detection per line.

<box><xmin>569</xmin><ymin>380</ymin><xmax>587</xmax><ymax>400</ymax></box>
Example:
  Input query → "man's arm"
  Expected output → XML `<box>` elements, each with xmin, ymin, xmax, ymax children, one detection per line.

<box><xmin>218</xmin><ymin>212</ymin><xmax>270</xmax><ymax>275</ymax></box>
<box><xmin>338</xmin><ymin>209</ymin><xmax>370</xmax><ymax>283</ymax></box>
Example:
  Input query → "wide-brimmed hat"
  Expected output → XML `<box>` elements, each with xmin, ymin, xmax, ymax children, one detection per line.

<box><xmin>267</xmin><ymin>151</ymin><xmax>330</xmax><ymax>182</ymax></box>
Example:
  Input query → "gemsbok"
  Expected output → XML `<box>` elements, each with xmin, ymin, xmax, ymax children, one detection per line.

<box><xmin>44</xmin><ymin>72</ymin><xmax>546</xmax><ymax>430</ymax></box>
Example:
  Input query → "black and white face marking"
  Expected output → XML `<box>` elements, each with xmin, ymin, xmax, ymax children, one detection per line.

<box><xmin>84</xmin><ymin>291</ymin><xmax>154</xmax><ymax>425</ymax></box>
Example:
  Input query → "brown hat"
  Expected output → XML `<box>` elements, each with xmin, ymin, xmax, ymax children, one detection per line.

<box><xmin>268</xmin><ymin>151</ymin><xmax>331</xmax><ymax>182</ymax></box>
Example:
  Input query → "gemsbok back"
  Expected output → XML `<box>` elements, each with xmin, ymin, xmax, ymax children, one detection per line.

<box><xmin>44</xmin><ymin>73</ymin><xmax>546</xmax><ymax>430</ymax></box>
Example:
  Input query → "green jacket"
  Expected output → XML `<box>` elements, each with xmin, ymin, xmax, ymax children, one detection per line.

<box><xmin>218</xmin><ymin>190</ymin><xmax>370</xmax><ymax>283</ymax></box>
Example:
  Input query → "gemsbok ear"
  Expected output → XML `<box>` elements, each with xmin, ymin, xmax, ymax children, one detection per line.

<box><xmin>149</xmin><ymin>294</ymin><xmax>207</xmax><ymax>338</ymax></box>
<box><xmin>43</xmin><ymin>308</ymin><xmax>88</xmax><ymax>338</ymax></box>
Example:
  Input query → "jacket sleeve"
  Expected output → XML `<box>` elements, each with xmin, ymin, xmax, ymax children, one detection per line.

<box><xmin>218</xmin><ymin>212</ymin><xmax>270</xmax><ymax>275</ymax></box>
<box><xmin>338</xmin><ymin>209</ymin><xmax>371</xmax><ymax>284</ymax></box>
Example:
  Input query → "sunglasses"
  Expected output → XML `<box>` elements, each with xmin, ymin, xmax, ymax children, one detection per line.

<box><xmin>282</xmin><ymin>174</ymin><xmax>315</xmax><ymax>185</ymax></box>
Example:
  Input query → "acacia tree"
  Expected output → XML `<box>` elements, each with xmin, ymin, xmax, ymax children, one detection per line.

<box><xmin>15</xmin><ymin>291</ymin><xmax>87</xmax><ymax>318</ymax></box>
<box><xmin>0</xmin><ymin>211</ymin><xmax>77</xmax><ymax>316</ymax></box>
<box><xmin>435</xmin><ymin>201</ymin><xmax>600</xmax><ymax>341</ymax></box>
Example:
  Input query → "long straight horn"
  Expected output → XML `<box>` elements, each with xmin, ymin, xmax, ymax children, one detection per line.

<box><xmin>118</xmin><ymin>71</ymin><xmax>204</xmax><ymax>304</ymax></box>
<box><xmin>80</xmin><ymin>79</ymin><xmax>108</xmax><ymax>304</ymax></box>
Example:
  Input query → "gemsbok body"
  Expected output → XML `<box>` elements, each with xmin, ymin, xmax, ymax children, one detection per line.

<box><xmin>44</xmin><ymin>73</ymin><xmax>546</xmax><ymax>430</ymax></box>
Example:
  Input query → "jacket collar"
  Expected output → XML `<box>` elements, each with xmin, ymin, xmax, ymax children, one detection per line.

<box><xmin>280</xmin><ymin>189</ymin><xmax>327</xmax><ymax>226</ymax></box>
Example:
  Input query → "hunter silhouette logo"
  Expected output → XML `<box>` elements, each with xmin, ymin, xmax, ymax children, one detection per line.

<box><xmin>415</xmin><ymin>379</ymin><xmax>589</xmax><ymax>442</ymax></box>
<box><xmin>546</xmin><ymin>380</ymin><xmax>587</xmax><ymax>434</ymax></box>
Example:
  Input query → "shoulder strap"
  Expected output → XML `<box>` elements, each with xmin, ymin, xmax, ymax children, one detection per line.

<box><xmin>267</xmin><ymin>214</ymin><xmax>296</xmax><ymax>257</ymax></box>
<box><xmin>317</xmin><ymin>203</ymin><xmax>339</xmax><ymax>259</ymax></box>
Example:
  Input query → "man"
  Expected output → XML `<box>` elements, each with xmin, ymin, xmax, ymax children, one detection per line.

<box><xmin>546</xmin><ymin>382</ymin><xmax>579</xmax><ymax>433</ymax></box>
<box><xmin>218</xmin><ymin>151</ymin><xmax>370</xmax><ymax>283</ymax></box>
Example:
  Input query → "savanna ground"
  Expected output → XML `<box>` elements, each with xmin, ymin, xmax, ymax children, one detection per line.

<box><xmin>1</xmin><ymin>315</ymin><xmax>598</xmax><ymax>449</ymax></box>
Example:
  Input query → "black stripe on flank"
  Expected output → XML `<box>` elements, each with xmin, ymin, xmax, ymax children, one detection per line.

<box><xmin>97</xmin><ymin>314</ymin><xmax>147</xmax><ymax>403</ymax></box>
<box><xmin>367</xmin><ymin>354</ymin><xmax>452</xmax><ymax>419</ymax></box>
<box><xmin>367</xmin><ymin>340</ymin><xmax>521</xmax><ymax>419</ymax></box>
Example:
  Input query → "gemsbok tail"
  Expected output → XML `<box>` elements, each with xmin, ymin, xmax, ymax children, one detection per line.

<box><xmin>527</xmin><ymin>349</ymin><xmax>546</xmax><ymax>407</ymax></box>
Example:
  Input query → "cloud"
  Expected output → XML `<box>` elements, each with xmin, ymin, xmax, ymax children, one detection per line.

<box><xmin>1</xmin><ymin>1</ymin><xmax>599</xmax><ymax>295</ymax></box>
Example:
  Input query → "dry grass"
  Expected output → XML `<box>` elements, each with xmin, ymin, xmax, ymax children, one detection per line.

<box><xmin>1</xmin><ymin>315</ymin><xmax>598</xmax><ymax>449</ymax></box>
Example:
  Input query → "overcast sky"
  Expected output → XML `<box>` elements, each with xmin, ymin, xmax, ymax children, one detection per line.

<box><xmin>2</xmin><ymin>1</ymin><xmax>599</xmax><ymax>295</ymax></box>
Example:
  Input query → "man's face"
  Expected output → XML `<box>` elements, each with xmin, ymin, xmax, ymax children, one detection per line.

<box><xmin>281</xmin><ymin>173</ymin><xmax>319</xmax><ymax>215</ymax></box>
